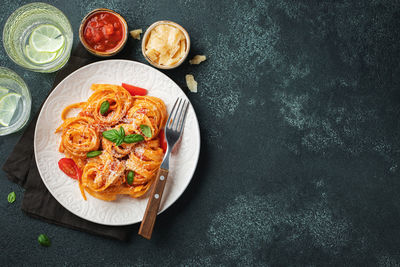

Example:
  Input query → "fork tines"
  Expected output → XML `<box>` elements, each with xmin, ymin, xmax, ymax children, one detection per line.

<box><xmin>168</xmin><ymin>98</ymin><xmax>189</xmax><ymax>133</ymax></box>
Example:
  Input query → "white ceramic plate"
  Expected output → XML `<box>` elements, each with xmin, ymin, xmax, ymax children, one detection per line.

<box><xmin>34</xmin><ymin>60</ymin><xmax>200</xmax><ymax>226</ymax></box>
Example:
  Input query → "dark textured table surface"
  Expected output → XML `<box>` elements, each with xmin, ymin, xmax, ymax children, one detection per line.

<box><xmin>1</xmin><ymin>0</ymin><xmax>400</xmax><ymax>265</ymax></box>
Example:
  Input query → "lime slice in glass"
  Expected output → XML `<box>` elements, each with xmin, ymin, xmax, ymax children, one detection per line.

<box><xmin>25</xmin><ymin>44</ymin><xmax>57</xmax><ymax>64</ymax></box>
<box><xmin>0</xmin><ymin>87</ymin><xmax>9</xmax><ymax>98</ymax></box>
<box><xmin>0</xmin><ymin>92</ymin><xmax>21</xmax><ymax>127</ymax></box>
<box><xmin>29</xmin><ymin>24</ymin><xmax>65</xmax><ymax>53</ymax></box>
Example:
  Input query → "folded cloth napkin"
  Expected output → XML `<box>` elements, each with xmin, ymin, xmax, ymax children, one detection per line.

<box><xmin>2</xmin><ymin>44</ymin><xmax>135</xmax><ymax>241</ymax></box>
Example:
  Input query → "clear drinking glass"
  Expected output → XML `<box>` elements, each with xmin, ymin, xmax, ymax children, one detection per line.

<box><xmin>0</xmin><ymin>67</ymin><xmax>31</xmax><ymax>136</ymax></box>
<box><xmin>2</xmin><ymin>2</ymin><xmax>73</xmax><ymax>73</ymax></box>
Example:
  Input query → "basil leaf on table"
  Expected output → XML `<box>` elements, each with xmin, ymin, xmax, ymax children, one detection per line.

<box><xmin>7</xmin><ymin>192</ymin><xmax>16</xmax><ymax>203</ymax></box>
<box><xmin>102</xmin><ymin>129</ymin><xmax>121</xmax><ymax>143</ymax></box>
<box><xmin>86</xmin><ymin>150</ymin><xmax>102</xmax><ymax>158</ymax></box>
<box><xmin>38</xmin><ymin>234</ymin><xmax>51</xmax><ymax>247</ymax></box>
<box><xmin>124</xmin><ymin>134</ymin><xmax>144</xmax><ymax>143</ymax></box>
<box><xmin>140</xmin><ymin>124</ymin><xmax>152</xmax><ymax>138</ymax></box>
<box><xmin>100</xmin><ymin>100</ymin><xmax>110</xmax><ymax>115</ymax></box>
<box><xmin>127</xmin><ymin>171</ymin><xmax>134</xmax><ymax>185</ymax></box>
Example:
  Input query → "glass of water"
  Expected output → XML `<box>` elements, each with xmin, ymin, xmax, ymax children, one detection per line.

<box><xmin>3</xmin><ymin>2</ymin><xmax>73</xmax><ymax>73</ymax></box>
<box><xmin>0</xmin><ymin>67</ymin><xmax>31</xmax><ymax>136</ymax></box>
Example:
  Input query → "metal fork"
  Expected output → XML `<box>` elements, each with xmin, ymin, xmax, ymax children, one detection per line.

<box><xmin>139</xmin><ymin>98</ymin><xmax>190</xmax><ymax>239</ymax></box>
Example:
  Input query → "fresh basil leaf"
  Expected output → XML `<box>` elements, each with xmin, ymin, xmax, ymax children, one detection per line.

<box><xmin>7</xmin><ymin>192</ymin><xmax>16</xmax><ymax>203</ymax></box>
<box><xmin>119</xmin><ymin>126</ymin><xmax>125</xmax><ymax>137</ymax></box>
<box><xmin>127</xmin><ymin>171</ymin><xmax>134</xmax><ymax>185</ymax></box>
<box><xmin>102</xmin><ymin>129</ymin><xmax>120</xmax><ymax>143</ymax></box>
<box><xmin>100</xmin><ymin>100</ymin><xmax>110</xmax><ymax>115</ymax></box>
<box><xmin>115</xmin><ymin>137</ymin><xmax>124</xmax><ymax>146</ymax></box>
<box><xmin>86</xmin><ymin>150</ymin><xmax>102</xmax><ymax>158</ymax></box>
<box><xmin>38</xmin><ymin>234</ymin><xmax>51</xmax><ymax>247</ymax></box>
<box><xmin>124</xmin><ymin>134</ymin><xmax>144</xmax><ymax>143</ymax></box>
<box><xmin>140</xmin><ymin>124</ymin><xmax>152</xmax><ymax>138</ymax></box>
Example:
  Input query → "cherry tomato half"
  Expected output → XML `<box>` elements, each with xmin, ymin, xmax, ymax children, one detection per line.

<box><xmin>58</xmin><ymin>158</ymin><xmax>82</xmax><ymax>180</ymax></box>
<box><xmin>121</xmin><ymin>83</ymin><xmax>148</xmax><ymax>96</ymax></box>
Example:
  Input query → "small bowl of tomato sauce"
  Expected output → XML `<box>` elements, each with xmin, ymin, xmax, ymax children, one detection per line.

<box><xmin>79</xmin><ymin>8</ymin><xmax>128</xmax><ymax>57</ymax></box>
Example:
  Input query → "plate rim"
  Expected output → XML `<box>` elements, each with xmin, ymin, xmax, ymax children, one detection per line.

<box><xmin>34</xmin><ymin>59</ymin><xmax>201</xmax><ymax>226</ymax></box>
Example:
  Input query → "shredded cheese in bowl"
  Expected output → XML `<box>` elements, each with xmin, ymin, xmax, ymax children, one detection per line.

<box><xmin>142</xmin><ymin>21</ymin><xmax>190</xmax><ymax>69</ymax></box>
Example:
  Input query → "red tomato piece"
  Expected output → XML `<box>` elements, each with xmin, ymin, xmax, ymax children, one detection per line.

<box><xmin>93</xmin><ymin>32</ymin><xmax>101</xmax><ymax>43</ymax></box>
<box><xmin>121</xmin><ymin>83</ymin><xmax>148</xmax><ymax>96</ymax></box>
<box><xmin>104</xmin><ymin>24</ymin><xmax>114</xmax><ymax>35</ymax></box>
<box><xmin>58</xmin><ymin>158</ymin><xmax>82</xmax><ymax>180</ymax></box>
<box><xmin>159</xmin><ymin>129</ymin><xmax>168</xmax><ymax>153</ymax></box>
<box><xmin>85</xmin><ymin>28</ymin><xmax>92</xmax><ymax>39</ymax></box>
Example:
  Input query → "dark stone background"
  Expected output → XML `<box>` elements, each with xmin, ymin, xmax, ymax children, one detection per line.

<box><xmin>1</xmin><ymin>0</ymin><xmax>400</xmax><ymax>265</ymax></box>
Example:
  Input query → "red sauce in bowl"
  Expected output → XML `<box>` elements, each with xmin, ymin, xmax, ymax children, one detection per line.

<box><xmin>83</xmin><ymin>11</ymin><xmax>125</xmax><ymax>52</ymax></box>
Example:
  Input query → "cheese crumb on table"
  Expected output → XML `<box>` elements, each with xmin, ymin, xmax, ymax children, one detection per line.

<box><xmin>185</xmin><ymin>74</ymin><xmax>198</xmax><ymax>93</ymax></box>
<box><xmin>189</xmin><ymin>55</ymin><xmax>207</xmax><ymax>65</ymax></box>
<box><xmin>130</xmin><ymin>29</ymin><xmax>143</xmax><ymax>40</ymax></box>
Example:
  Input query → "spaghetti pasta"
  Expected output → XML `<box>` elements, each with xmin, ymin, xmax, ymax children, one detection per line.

<box><xmin>82</xmin><ymin>84</ymin><xmax>133</xmax><ymax>126</ymax></box>
<box><xmin>56</xmin><ymin>84</ymin><xmax>167</xmax><ymax>201</ymax></box>
<box><xmin>126</xmin><ymin>95</ymin><xmax>167</xmax><ymax>140</ymax></box>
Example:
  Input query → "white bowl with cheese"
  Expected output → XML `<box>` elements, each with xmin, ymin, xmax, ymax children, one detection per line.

<box><xmin>142</xmin><ymin>21</ymin><xmax>190</xmax><ymax>69</ymax></box>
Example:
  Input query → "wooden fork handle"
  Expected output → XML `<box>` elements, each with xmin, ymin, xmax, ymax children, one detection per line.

<box><xmin>138</xmin><ymin>168</ymin><xmax>169</xmax><ymax>239</ymax></box>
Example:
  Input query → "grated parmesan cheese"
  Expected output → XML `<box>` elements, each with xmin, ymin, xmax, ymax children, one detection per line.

<box><xmin>130</xmin><ymin>29</ymin><xmax>143</xmax><ymax>40</ymax></box>
<box><xmin>145</xmin><ymin>24</ymin><xmax>186</xmax><ymax>66</ymax></box>
<box><xmin>185</xmin><ymin>74</ymin><xmax>198</xmax><ymax>93</ymax></box>
<box><xmin>189</xmin><ymin>55</ymin><xmax>207</xmax><ymax>65</ymax></box>
<box><xmin>135</xmin><ymin>146</ymin><xmax>145</xmax><ymax>157</ymax></box>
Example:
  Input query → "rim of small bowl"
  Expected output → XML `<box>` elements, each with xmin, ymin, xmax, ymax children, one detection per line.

<box><xmin>79</xmin><ymin>8</ymin><xmax>128</xmax><ymax>57</ymax></box>
<box><xmin>142</xmin><ymin>20</ymin><xmax>191</xmax><ymax>70</ymax></box>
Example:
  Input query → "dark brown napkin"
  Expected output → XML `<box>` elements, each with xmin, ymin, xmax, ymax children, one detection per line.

<box><xmin>2</xmin><ymin>44</ymin><xmax>135</xmax><ymax>241</ymax></box>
